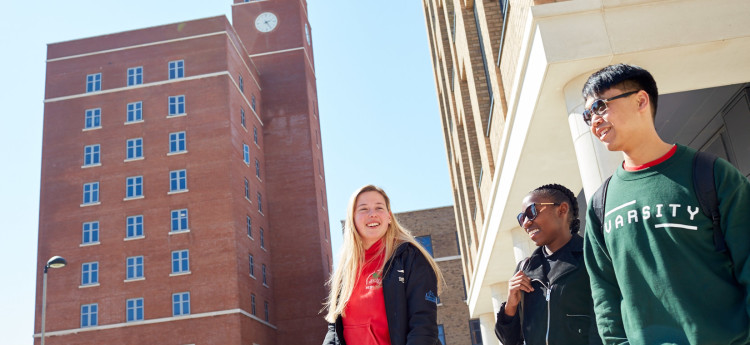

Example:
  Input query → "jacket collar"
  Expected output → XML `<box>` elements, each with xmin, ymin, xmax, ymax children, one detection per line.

<box><xmin>523</xmin><ymin>235</ymin><xmax>583</xmax><ymax>284</ymax></box>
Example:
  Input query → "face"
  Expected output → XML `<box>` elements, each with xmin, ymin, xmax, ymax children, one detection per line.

<box><xmin>585</xmin><ymin>88</ymin><xmax>642</xmax><ymax>152</ymax></box>
<box><xmin>353</xmin><ymin>191</ymin><xmax>391</xmax><ymax>249</ymax></box>
<box><xmin>519</xmin><ymin>194</ymin><xmax>566</xmax><ymax>247</ymax></box>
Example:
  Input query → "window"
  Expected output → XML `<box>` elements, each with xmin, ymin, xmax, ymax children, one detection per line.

<box><xmin>169</xmin><ymin>60</ymin><xmax>184</xmax><ymax>79</ymax></box>
<box><xmin>456</xmin><ymin>232</ymin><xmax>461</xmax><ymax>255</ymax></box>
<box><xmin>168</xmin><ymin>95</ymin><xmax>186</xmax><ymax>116</ymax></box>
<box><xmin>239</xmin><ymin>75</ymin><xmax>244</xmax><ymax>92</ymax></box>
<box><xmin>255</xmin><ymin>159</ymin><xmax>261</xmax><ymax>178</ymax></box>
<box><xmin>172</xmin><ymin>292</ymin><xmax>190</xmax><ymax>316</ymax></box>
<box><xmin>81</xmin><ymin>304</ymin><xmax>98</xmax><ymax>327</ymax></box>
<box><xmin>126</xmin><ymin>298</ymin><xmax>144</xmax><ymax>322</ymax></box>
<box><xmin>127</xmin><ymin>67</ymin><xmax>143</xmax><ymax>86</ymax></box>
<box><xmin>438</xmin><ymin>325</ymin><xmax>446</xmax><ymax>345</ymax></box>
<box><xmin>85</xmin><ymin>108</ymin><xmax>101</xmax><ymax>129</ymax></box>
<box><xmin>171</xmin><ymin>209</ymin><xmax>189</xmax><ymax>232</ymax></box>
<box><xmin>127</xmin><ymin>102</ymin><xmax>143</xmax><ymax>122</ymax></box>
<box><xmin>82</xmin><ymin>182</ymin><xmax>99</xmax><ymax>205</ymax></box>
<box><xmin>126</xmin><ymin>176</ymin><xmax>143</xmax><ymax>198</ymax></box>
<box><xmin>86</xmin><ymin>73</ymin><xmax>101</xmax><ymax>92</ymax></box>
<box><xmin>251</xmin><ymin>94</ymin><xmax>256</xmax><ymax>111</ymax></box>
<box><xmin>82</xmin><ymin>221</ymin><xmax>99</xmax><ymax>244</ymax></box>
<box><xmin>264</xmin><ymin>301</ymin><xmax>269</xmax><ymax>321</ymax></box>
<box><xmin>243</xmin><ymin>144</ymin><xmax>250</xmax><ymax>165</ymax></box>
<box><xmin>249</xmin><ymin>254</ymin><xmax>255</xmax><ymax>277</ymax></box>
<box><xmin>172</xmin><ymin>250</ymin><xmax>189</xmax><ymax>274</ymax></box>
<box><xmin>241</xmin><ymin>108</ymin><xmax>246</xmax><ymax>127</ymax></box>
<box><xmin>126</xmin><ymin>215</ymin><xmax>144</xmax><ymax>238</ymax></box>
<box><xmin>257</xmin><ymin>193</ymin><xmax>263</xmax><ymax>213</ymax></box>
<box><xmin>244</xmin><ymin>178</ymin><xmax>250</xmax><ymax>199</ymax></box>
<box><xmin>126</xmin><ymin>256</ymin><xmax>144</xmax><ymax>280</ymax></box>
<box><xmin>260</xmin><ymin>228</ymin><xmax>265</xmax><ymax>249</ymax></box>
<box><xmin>126</xmin><ymin>138</ymin><xmax>143</xmax><ymax>160</ymax></box>
<box><xmin>469</xmin><ymin>319</ymin><xmax>483</xmax><ymax>345</ymax></box>
<box><xmin>169</xmin><ymin>131</ymin><xmax>186</xmax><ymax>153</ymax></box>
<box><xmin>251</xmin><ymin>216</ymin><xmax>253</xmax><ymax>238</ymax></box>
<box><xmin>416</xmin><ymin>235</ymin><xmax>434</xmax><ymax>257</ymax></box>
<box><xmin>262</xmin><ymin>264</ymin><xmax>267</xmax><ymax>285</ymax></box>
<box><xmin>251</xmin><ymin>294</ymin><xmax>256</xmax><ymax>315</ymax></box>
<box><xmin>81</xmin><ymin>262</ymin><xmax>99</xmax><ymax>285</ymax></box>
<box><xmin>170</xmin><ymin>170</ymin><xmax>187</xmax><ymax>192</ymax></box>
<box><xmin>83</xmin><ymin>144</ymin><xmax>100</xmax><ymax>166</ymax></box>
<box><xmin>253</xmin><ymin>126</ymin><xmax>258</xmax><ymax>145</ymax></box>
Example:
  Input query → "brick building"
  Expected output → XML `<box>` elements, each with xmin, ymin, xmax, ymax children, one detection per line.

<box><xmin>34</xmin><ymin>1</ymin><xmax>331</xmax><ymax>344</ymax></box>
<box><xmin>396</xmin><ymin>206</ymin><xmax>481</xmax><ymax>345</ymax></box>
<box><xmin>422</xmin><ymin>0</ymin><xmax>750</xmax><ymax>344</ymax></box>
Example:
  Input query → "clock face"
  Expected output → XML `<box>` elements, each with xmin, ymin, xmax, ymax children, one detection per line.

<box><xmin>255</xmin><ymin>12</ymin><xmax>278</xmax><ymax>33</ymax></box>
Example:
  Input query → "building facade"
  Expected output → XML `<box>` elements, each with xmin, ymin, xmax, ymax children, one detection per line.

<box><xmin>34</xmin><ymin>1</ymin><xmax>331</xmax><ymax>344</ymax></box>
<box><xmin>422</xmin><ymin>0</ymin><xmax>750</xmax><ymax>344</ymax></box>
<box><xmin>396</xmin><ymin>206</ymin><xmax>479</xmax><ymax>345</ymax></box>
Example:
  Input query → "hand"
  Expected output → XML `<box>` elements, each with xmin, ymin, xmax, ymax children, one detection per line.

<box><xmin>504</xmin><ymin>270</ymin><xmax>534</xmax><ymax>317</ymax></box>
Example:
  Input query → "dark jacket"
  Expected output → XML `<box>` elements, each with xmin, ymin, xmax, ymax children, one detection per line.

<box><xmin>323</xmin><ymin>242</ymin><xmax>440</xmax><ymax>345</ymax></box>
<box><xmin>495</xmin><ymin>235</ymin><xmax>601</xmax><ymax>345</ymax></box>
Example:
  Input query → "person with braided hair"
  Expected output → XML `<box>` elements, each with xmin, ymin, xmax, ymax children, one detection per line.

<box><xmin>495</xmin><ymin>184</ymin><xmax>601</xmax><ymax>345</ymax></box>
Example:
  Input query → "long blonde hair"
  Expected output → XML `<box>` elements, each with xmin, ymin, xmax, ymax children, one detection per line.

<box><xmin>323</xmin><ymin>185</ymin><xmax>444</xmax><ymax>323</ymax></box>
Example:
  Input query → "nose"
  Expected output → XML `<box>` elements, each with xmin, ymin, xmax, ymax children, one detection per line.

<box><xmin>522</xmin><ymin>217</ymin><xmax>534</xmax><ymax>229</ymax></box>
<box><xmin>591</xmin><ymin>112</ymin><xmax>605</xmax><ymax>127</ymax></box>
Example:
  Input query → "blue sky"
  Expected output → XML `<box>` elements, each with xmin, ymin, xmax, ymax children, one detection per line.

<box><xmin>0</xmin><ymin>1</ymin><xmax>453</xmax><ymax>343</ymax></box>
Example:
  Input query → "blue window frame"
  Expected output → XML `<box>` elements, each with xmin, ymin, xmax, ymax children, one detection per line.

<box><xmin>438</xmin><ymin>325</ymin><xmax>446</xmax><ymax>345</ymax></box>
<box><xmin>257</xmin><ymin>193</ymin><xmax>263</xmax><ymax>213</ymax></box>
<box><xmin>83</xmin><ymin>182</ymin><xmax>99</xmax><ymax>205</ymax></box>
<box><xmin>262</xmin><ymin>264</ymin><xmax>267</xmax><ymax>285</ymax></box>
<box><xmin>170</xmin><ymin>170</ymin><xmax>187</xmax><ymax>192</ymax></box>
<box><xmin>239</xmin><ymin>74</ymin><xmax>244</xmax><ymax>92</ymax></box>
<box><xmin>85</xmin><ymin>108</ymin><xmax>101</xmax><ymax>129</ymax></box>
<box><xmin>127</xmin><ymin>102</ymin><xmax>142</xmax><ymax>122</ymax></box>
<box><xmin>82</xmin><ymin>221</ymin><xmax>99</xmax><ymax>244</ymax></box>
<box><xmin>86</xmin><ymin>73</ymin><xmax>101</xmax><ymax>92</ymax></box>
<box><xmin>251</xmin><ymin>94</ymin><xmax>257</xmax><ymax>111</ymax></box>
<box><xmin>81</xmin><ymin>304</ymin><xmax>98</xmax><ymax>327</ymax></box>
<box><xmin>253</xmin><ymin>126</ymin><xmax>258</xmax><ymax>145</ymax></box>
<box><xmin>246</xmin><ymin>215</ymin><xmax>252</xmax><ymax>238</ymax></box>
<box><xmin>126</xmin><ymin>256</ymin><xmax>144</xmax><ymax>279</ymax></box>
<box><xmin>126</xmin><ymin>298</ymin><xmax>144</xmax><ymax>322</ymax></box>
<box><xmin>241</xmin><ymin>108</ymin><xmax>246</xmax><ymax>127</ymax></box>
<box><xmin>126</xmin><ymin>176</ymin><xmax>143</xmax><ymax>198</ymax></box>
<box><xmin>244</xmin><ymin>178</ymin><xmax>250</xmax><ymax>199</ymax></box>
<box><xmin>169</xmin><ymin>131</ymin><xmax>186</xmax><ymax>153</ymax></box>
<box><xmin>264</xmin><ymin>301</ymin><xmax>269</xmax><ymax>321</ymax></box>
<box><xmin>127</xmin><ymin>67</ymin><xmax>143</xmax><ymax>86</ymax></box>
<box><xmin>243</xmin><ymin>144</ymin><xmax>250</xmax><ymax>164</ymax></box>
<box><xmin>126</xmin><ymin>215</ymin><xmax>143</xmax><ymax>238</ymax></box>
<box><xmin>126</xmin><ymin>138</ymin><xmax>143</xmax><ymax>160</ymax></box>
<box><xmin>255</xmin><ymin>159</ymin><xmax>261</xmax><ymax>178</ymax></box>
<box><xmin>470</xmin><ymin>319</ymin><xmax>483</xmax><ymax>345</ymax></box>
<box><xmin>171</xmin><ymin>209</ymin><xmax>189</xmax><ymax>232</ymax></box>
<box><xmin>84</xmin><ymin>144</ymin><xmax>100</xmax><ymax>166</ymax></box>
<box><xmin>168</xmin><ymin>95</ymin><xmax>186</xmax><ymax>116</ymax></box>
<box><xmin>415</xmin><ymin>235</ymin><xmax>434</xmax><ymax>257</ymax></box>
<box><xmin>172</xmin><ymin>250</ymin><xmax>189</xmax><ymax>274</ymax></box>
<box><xmin>172</xmin><ymin>292</ymin><xmax>190</xmax><ymax>316</ymax></box>
<box><xmin>82</xmin><ymin>262</ymin><xmax>99</xmax><ymax>285</ymax></box>
<box><xmin>168</xmin><ymin>60</ymin><xmax>184</xmax><ymax>79</ymax></box>
<box><xmin>260</xmin><ymin>228</ymin><xmax>265</xmax><ymax>249</ymax></box>
<box><xmin>249</xmin><ymin>254</ymin><xmax>255</xmax><ymax>277</ymax></box>
<box><xmin>251</xmin><ymin>294</ymin><xmax>256</xmax><ymax>315</ymax></box>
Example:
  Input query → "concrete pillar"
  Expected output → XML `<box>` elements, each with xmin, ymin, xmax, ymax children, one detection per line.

<box><xmin>490</xmin><ymin>282</ymin><xmax>508</xmax><ymax>313</ymax></box>
<box><xmin>564</xmin><ymin>77</ymin><xmax>622</xmax><ymax>200</ymax></box>
<box><xmin>479</xmin><ymin>312</ymin><xmax>500</xmax><ymax>345</ymax></box>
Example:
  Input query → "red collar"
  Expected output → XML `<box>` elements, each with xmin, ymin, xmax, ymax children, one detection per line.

<box><xmin>623</xmin><ymin>145</ymin><xmax>677</xmax><ymax>171</ymax></box>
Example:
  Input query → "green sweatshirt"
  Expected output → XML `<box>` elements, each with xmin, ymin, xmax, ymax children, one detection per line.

<box><xmin>584</xmin><ymin>144</ymin><xmax>750</xmax><ymax>345</ymax></box>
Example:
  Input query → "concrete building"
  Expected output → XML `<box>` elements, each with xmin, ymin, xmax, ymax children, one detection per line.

<box><xmin>34</xmin><ymin>1</ymin><xmax>331</xmax><ymax>344</ymax></box>
<box><xmin>396</xmin><ymin>206</ymin><xmax>480</xmax><ymax>345</ymax></box>
<box><xmin>421</xmin><ymin>0</ymin><xmax>750</xmax><ymax>344</ymax></box>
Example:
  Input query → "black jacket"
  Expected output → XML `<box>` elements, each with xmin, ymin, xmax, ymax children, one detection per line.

<box><xmin>323</xmin><ymin>242</ymin><xmax>440</xmax><ymax>345</ymax></box>
<box><xmin>495</xmin><ymin>235</ymin><xmax>601</xmax><ymax>345</ymax></box>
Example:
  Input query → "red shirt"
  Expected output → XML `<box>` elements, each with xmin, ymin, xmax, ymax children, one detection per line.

<box><xmin>342</xmin><ymin>240</ymin><xmax>392</xmax><ymax>345</ymax></box>
<box><xmin>623</xmin><ymin>144</ymin><xmax>677</xmax><ymax>171</ymax></box>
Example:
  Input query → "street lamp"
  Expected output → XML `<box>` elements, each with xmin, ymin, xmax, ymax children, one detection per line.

<box><xmin>41</xmin><ymin>256</ymin><xmax>67</xmax><ymax>345</ymax></box>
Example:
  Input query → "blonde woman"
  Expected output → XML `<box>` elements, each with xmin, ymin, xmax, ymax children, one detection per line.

<box><xmin>322</xmin><ymin>185</ymin><xmax>443</xmax><ymax>345</ymax></box>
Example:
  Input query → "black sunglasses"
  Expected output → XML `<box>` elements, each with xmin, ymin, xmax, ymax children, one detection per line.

<box><xmin>582</xmin><ymin>90</ymin><xmax>639</xmax><ymax>126</ymax></box>
<box><xmin>516</xmin><ymin>203</ymin><xmax>559</xmax><ymax>226</ymax></box>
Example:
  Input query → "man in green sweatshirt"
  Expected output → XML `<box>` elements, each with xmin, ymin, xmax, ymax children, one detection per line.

<box><xmin>581</xmin><ymin>64</ymin><xmax>750</xmax><ymax>344</ymax></box>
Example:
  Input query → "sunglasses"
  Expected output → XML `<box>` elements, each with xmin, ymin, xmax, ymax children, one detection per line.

<box><xmin>581</xmin><ymin>90</ymin><xmax>639</xmax><ymax>126</ymax></box>
<box><xmin>517</xmin><ymin>203</ymin><xmax>559</xmax><ymax>226</ymax></box>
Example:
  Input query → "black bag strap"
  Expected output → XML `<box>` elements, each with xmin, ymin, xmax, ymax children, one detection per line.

<box><xmin>693</xmin><ymin>151</ymin><xmax>726</xmax><ymax>252</ymax></box>
<box><xmin>592</xmin><ymin>176</ymin><xmax>613</xmax><ymax>235</ymax></box>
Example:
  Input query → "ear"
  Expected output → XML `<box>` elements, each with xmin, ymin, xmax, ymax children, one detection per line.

<box><xmin>636</xmin><ymin>90</ymin><xmax>650</xmax><ymax>112</ymax></box>
<box><xmin>558</xmin><ymin>202</ymin><xmax>570</xmax><ymax>217</ymax></box>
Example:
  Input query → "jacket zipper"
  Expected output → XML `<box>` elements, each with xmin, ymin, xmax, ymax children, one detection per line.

<box><xmin>531</xmin><ymin>279</ymin><xmax>552</xmax><ymax>345</ymax></box>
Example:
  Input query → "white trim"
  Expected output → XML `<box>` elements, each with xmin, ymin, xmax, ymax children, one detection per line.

<box><xmin>434</xmin><ymin>255</ymin><xmax>462</xmax><ymax>262</ymax></box>
<box><xmin>124</xmin><ymin>157</ymin><xmax>144</xmax><ymax>163</ymax></box>
<box><xmin>80</xmin><ymin>202</ymin><xmax>101</xmax><ymax>207</ymax></box>
<box><xmin>33</xmin><ymin>308</ymin><xmax>277</xmax><ymax>338</ymax></box>
<box><xmin>604</xmin><ymin>200</ymin><xmax>636</xmax><ymax>218</ymax></box>
<box><xmin>79</xmin><ymin>283</ymin><xmax>100</xmax><ymax>289</ymax></box>
<box><xmin>79</xmin><ymin>242</ymin><xmax>100</xmax><ymax>247</ymax></box>
<box><xmin>168</xmin><ymin>190</ymin><xmax>189</xmax><ymax>195</ymax></box>
<box><xmin>655</xmin><ymin>223</ymin><xmax>698</xmax><ymax>231</ymax></box>
<box><xmin>81</xmin><ymin>163</ymin><xmax>101</xmax><ymax>169</ymax></box>
<box><xmin>82</xmin><ymin>126</ymin><xmax>101</xmax><ymax>132</ymax></box>
<box><xmin>123</xmin><ymin>196</ymin><xmax>145</xmax><ymax>201</ymax></box>
<box><xmin>169</xmin><ymin>229</ymin><xmax>190</xmax><ymax>235</ymax></box>
<box><xmin>124</xmin><ymin>120</ymin><xmax>144</xmax><ymax>125</ymax></box>
<box><xmin>169</xmin><ymin>271</ymin><xmax>191</xmax><ymax>277</ymax></box>
<box><xmin>249</xmin><ymin>46</ymin><xmax>304</xmax><ymax>58</ymax></box>
<box><xmin>124</xmin><ymin>236</ymin><xmax>145</xmax><ymax>241</ymax></box>
<box><xmin>167</xmin><ymin>113</ymin><xmax>187</xmax><ymax>119</ymax></box>
<box><xmin>124</xmin><ymin>277</ymin><xmax>145</xmax><ymax>283</ymax></box>
<box><xmin>167</xmin><ymin>151</ymin><xmax>188</xmax><ymax>156</ymax></box>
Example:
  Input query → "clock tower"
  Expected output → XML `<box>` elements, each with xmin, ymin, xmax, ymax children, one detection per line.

<box><xmin>232</xmin><ymin>1</ymin><xmax>329</xmax><ymax>345</ymax></box>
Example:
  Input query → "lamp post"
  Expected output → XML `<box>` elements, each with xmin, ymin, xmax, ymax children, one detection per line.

<box><xmin>41</xmin><ymin>256</ymin><xmax>67</xmax><ymax>345</ymax></box>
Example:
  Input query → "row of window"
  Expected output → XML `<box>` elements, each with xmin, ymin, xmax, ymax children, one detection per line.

<box><xmin>85</xmin><ymin>60</ymin><xmax>184</xmax><ymax>93</ymax></box>
<box><xmin>81</xmin><ymin>171</ymin><xmax>189</xmax><ymax>203</ymax></box>
<box><xmin>84</xmin><ymin>96</ymin><xmax>185</xmax><ymax>130</ymax></box>
<box><xmin>79</xmin><ymin>293</ymin><xmax>271</xmax><ymax>327</ymax></box>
